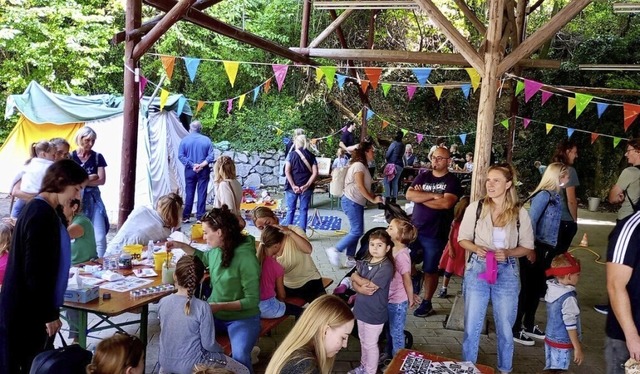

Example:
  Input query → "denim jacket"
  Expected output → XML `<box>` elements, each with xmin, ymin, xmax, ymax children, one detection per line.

<box><xmin>545</xmin><ymin>280</ymin><xmax>581</xmax><ymax>349</ymax></box>
<box><xmin>528</xmin><ymin>190</ymin><xmax>562</xmax><ymax>247</ymax></box>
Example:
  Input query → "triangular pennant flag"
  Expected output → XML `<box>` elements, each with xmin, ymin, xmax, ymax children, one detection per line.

<box><xmin>223</xmin><ymin>61</ymin><xmax>240</xmax><ymax>87</ymax></box>
<box><xmin>567</xmin><ymin>128</ymin><xmax>575</xmax><ymax>138</ymax></box>
<box><xmin>183</xmin><ymin>57</ymin><xmax>201</xmax><ymax>82</ymax></box>
<box><xmin>320</xmin><ymin>66</ymin><xmax>336</xmax><ymax>90</ymax></box>
<box><xmin>159</xmin><ymin>89</ymin><xmax>169</xmax><ymax>111</ymax></box>
<box><xmin>360</xmin><ymin>80</ymin><xmax>370</xmax><ymax>93</ymax></box>
<box><xmin>624</xmin><ymin>103</ymin><xmax>640</xmax><ymax>131</ymax></box>
<box><xmin>433</xmin><ymin>86</ymin><xmax>444</xmax><ymax>100</ymax></box>
<box><xmin>546</xmin><ymin>123</ymin><xmax>554</xmax><ymax>134</ymax></box>
<box><xmin>381</xmin><ymin>83</ymin><xmax>391</xmax><ymax>97</ymax></box>
<box><xmin>276</xmin><ymin>127</ymin><xmax>284</xmax><ymax>136</ymax></box>
<box><xmin>575</xmin><ymin>93</ymin><xmax>594</xmax><ymax>119</ymax></box>
<box><xmin>139</xmin><ymin>76</ymin><xmax>148</xmax><ymax>98</ymax></box>
<box><xmin>460</xmin><ymin>84</ymin><xmax>471</xmax><ymax>99</ymax></box>
<box><xmin>213</xmin><ymin>101</ymin><xmax>220</xmax><ymax>120</ymax></box>
<box><xmin>382</xmin><ymin>120</ymin><xmax>389</xmax><ymax>129</ymax></box>
<box><xmin>541</xmin><ymin>91</ymin><xmax>553</xmax><ymax>106</ymax></box>
<box><xmin>412</xmin><ymin>68</ymin><xmax>432</xmax><ymax>85</ymax></box>
<box><xmin>416</xmin><ymin>133</ymin><xmax>424</xmax><ymax>144</ymax></box>
<box><xmin>614</xmin><ymin>137</ymin><xmax>622</xmax><ymax>148</ymax></box>
<box><xmin>264</xmin><ymin>78</ymin><xmax>272</xmax><ymax>93</ymax></box>
<box><xmin>336</xmin><ymin>74</ymin><xmax>347</xmax><ymax>90</ymax></box>
<box><xmin>315</xmin><ymin>68</ymin><xmax>324</xmax><ymax>83</ymax></box>
<box><xmin>515</xmin><ymin>80</ymin><xmax>525</xmax><ymax>96</ymax></box>
<box><xmin>366</xmin><ymin>109</ymin><xmax>374</xmax><ymax>120</ymax></box>
<box><xmin>523</xmin><ymin>118</ymin><xmax>531</xmax><ymax>129</ymax></box>
<box><xmin>196</xmin><ymin>100</ymin><xmax>205</xmax><ymax>115</ymax></box>
<box><xmin>364</xmin><ymin>67</ymin><xmax>382</xmax><ymax>90</ymax></box>
<box><xmin>567</xmin><ymin>97</ymin><xmax>576</xmax><ymax>113</ymax></box>
<box><xmin>591</xmin><ymin>133</ymin><xmax>599</xmax><ymax>144</ymax></box>
<box><xmin>524</xmin><ymin>79</ymin><xmax>543</xmax><ymax>103</ymax></box>
<box><xmin>407</xmin><ymin>85</ymin><xmax>417</xmax><ymax>101</ymax></box>
<box><xmin>459</xmin><ymin>133</ymin><xmax>467</xmax><ymax>145</ymax></box>
<box><xmin>238</xmin><ymin>94</ymin><xmax>246</xmax><ymax>109</ymax></box>
<box><xmin>401</xmin><ymin>129</ymin><xmax>408</xmax><ymax>136</ymax></box>
<box><xmin>160</xmin><ymin>56</ymin><xmax>176</xmax><ymax>80</ymax></box>
<box><xmin>465</xmin><ymin>68</ymin><xmax>481</xmax><ymax>91</ymax></box>
<box><xmin>272</xmin><ymin>64</ymin><xmax>289</xmax><ymax>91</ymax></box>
<box><xmin>176</xmin><ymin>96</ymin><xmax>186</xmax><ymax>116</ymax></box>
<box><xmin>596</xmin><ymin>102</ymin><xmax>609</xmax><ymax>118</ymax></box>
<box><xmin>253</xmin><ymin>87</ymin><xmax>260</xmax><ymax>102</ymax></box>
<box><xmin>501</xmin><ymin>119</ymin><xmax>510</xmax><ymax>129</ymax></box>
<box><xmin>227</xmin><ymin>99</ymin><xmax>233</xmax><ymax>114</ymax></box>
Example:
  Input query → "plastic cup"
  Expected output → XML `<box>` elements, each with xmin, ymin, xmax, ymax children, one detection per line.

<box><xmin>191</xmin><ymin>223</ymin><xmax>203</xmax><ymax>240</ymax></box>
<box><xmin>162</xmin><ymin>266</ymin><xmax>175</xmax><ymax>284</ymax></box>
<box><xmin>153</xmin><ymin>251</ymin><xmax>173</xmax><ymax>271</ymax></box>
<box><xmin>123</xmin><ymin>244</ymin><xmax>144</xmax><ymax>260</ymax></box>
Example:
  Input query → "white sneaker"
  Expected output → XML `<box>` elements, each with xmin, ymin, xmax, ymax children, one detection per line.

<box><xmin>325</xmin><ymin>247</ymin><xmax>341</xmax><ymax>266</ymax></box>
<box><xmin>251</xmin><ymin>346</ymin><xmax>260</xmax><ymax>365</ymax></box>
<box><xmin>344</xmin><ymin>257</ymin><xmax>357</xmax><ymax>268</ymax></box>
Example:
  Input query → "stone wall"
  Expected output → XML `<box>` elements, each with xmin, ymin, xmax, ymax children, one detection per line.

<box><xmin>214</xmin><ymin>148</ymin><xmax>286</xmax><ymax>190</ymax></box>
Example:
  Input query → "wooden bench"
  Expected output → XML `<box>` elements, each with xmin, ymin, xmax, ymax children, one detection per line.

<box><xmin>217</xmin><ymin>277</ymin><xmax>334</xmax><ymax>355</ymax></box>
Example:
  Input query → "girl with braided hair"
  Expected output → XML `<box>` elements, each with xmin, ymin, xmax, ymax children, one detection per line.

<box><xmin>166</xmin><ymin>205</ymin><xmax>260</xmax><ymax>373</ymax></box>
<box><xmin>158</xmin><ymin>255</ymin><xmax>249</xmax><ymax>374</ymax></box>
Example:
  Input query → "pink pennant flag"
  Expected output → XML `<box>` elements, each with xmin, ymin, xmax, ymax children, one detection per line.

<box><xmin>139</xmin><ymin>76</ymin><xmax>148</xmax><ymax>98</ymax></box>
<box><xmin>541</xmin><ymin>91</ymin><xmax>553</xmax><ymax>106</ymax></box>
<box><xmin>523</xmin><ymin>118</ymin><xmax>531</xmax><ymax>129</ymax></box>
<box><xmin>524</xmin><ymin>79</ymin><xmax>543</xmax><ymax>103</ymax></box>
<box><xmin>227</xmin><ymin>99</ymin><xmax>233</xmax><ymax>114</ymax></box>
<box><xmin>272</xmin><ymin>64</ymin><xmax>289</xmax><ymax>91</ymax></box>
<box><xmin>407</xmin><ymin>85</ymin><xmax>417</xmax><ymax>101</ymax></box>
<box><xmin>416</xmin><ymin>134</ymin><xmax>424</xmax><ymax>144</ymax></box>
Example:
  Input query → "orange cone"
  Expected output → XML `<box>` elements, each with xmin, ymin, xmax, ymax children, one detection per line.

<box><xmin>579</xmin><ymin>233</ymin><xmax>588</xmax><ymax>247</ymax></box>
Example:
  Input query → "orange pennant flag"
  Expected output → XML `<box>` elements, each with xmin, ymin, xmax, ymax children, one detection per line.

<box><xmin>196</xmin><ymin>100</ymin><xmax>205</xmax><ymax>115</ymax></box>
<box><xmin>591</xmin><ymin>133</ymin><xmax>599</xmax><ymax>144</ymax></box>
<box><xmin>360</xmin><ymin>80</ymin><xmax>370</xmax><ymax>93</ymax></box>
<box><xmin>364</xmin><ymin>67</ymin><xmax>382</xmax><ymax>90</ymax></box>
<box><xmin>264</xmin><ymin>78</ymin><xmax>272</xmax><ymax>94</ymax></box>
<box><xmin>160</xmin><ymin>56</ymin><xmax>176</xmax><ymax>80</ymax></box>
<box><xmin>624</xmin><ymin>103</ymin><xmax>640</xmax><ymax>131</ymax></box>
<box><xmin>382</xmin><ymin>120</ymin><xmax>389</xmax><ymax>129</ymax></box>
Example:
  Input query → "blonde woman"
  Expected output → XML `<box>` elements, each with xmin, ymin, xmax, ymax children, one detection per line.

<box><xmin>265</xmin><ymin>295</ymin><xmax>354</xmax><ymax>374</ymax></box>
<box><xmin>458</xmin><ymin>163</ymin><xmax>534</xmax><ymax>374</ymax></box>
<box><xmin>213</xmin><ymin>156</ymin><xmax>242</xmax><ymax>214</ymax></box>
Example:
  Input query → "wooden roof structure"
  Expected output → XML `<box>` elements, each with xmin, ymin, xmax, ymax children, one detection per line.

<box><xmin>114</xmin><ymin>0</ymin><xmax>593</xmax><ymax>225</ymax></box>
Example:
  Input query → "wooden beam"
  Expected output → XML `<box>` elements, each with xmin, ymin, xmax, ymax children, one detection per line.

<box><xmin>515</xmin><ymin>0</ymin><xmax>527</xmax><ymax>44</ymax></box>
<box><xmin>452</xmin><ymin>0</ymin><xmax>487</xmax><ymax>35</ymax></box>
<box><xmin>132</xmin><ymin>0</ymin><xmax>198</xmax><ymax>60</ymax></box>
<box><xmin>413</xmin><ymin>0</ymin><xmax>484</xmax><ymax>75</ymax></box>
<box><xmin>300</xmin><ymin>0</ymin><xmax>311</xmax><ymax>48</ymax></box>
<box><xmin>143</xmin><ymin>0</ymin><xmax>315</xmax><ymax>64</ymax></box>
<box><xmin>498</xmin><ymin>0</ymin><xmax>593</xmax><ymax>75</ymax></box>
<box><xmin>290</xmin><ymin>48</ymin><xmax>560</xmax><ymax>68</ymax></box>
<box><xmin>308</xmin><ymin>9</ymin><xmax>354</xmax><ymax>49</ymax></box>
<box><xmin>367</xmin><ymin>10</ymin><xmax>379</xmax><ymax>49</ymax></box>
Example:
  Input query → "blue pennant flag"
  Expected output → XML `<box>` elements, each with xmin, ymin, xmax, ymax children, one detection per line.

<box><xmin>412</xmin><ymin>68</ymin><xmax>432</xmax><ymax>85</ymax></box>
<box><xmin>461</xmin><ymin>84</ymin><xmax>471</xmax><ymax>99</ymax></box>
<box><xmin>283</xmin><ymin>137</ymin><xmax>291</xmax><ymax>145</ymax></box>
<box><xmin>183</xmin><ymin>57</ymin><xmax>201</xmax><ymax>82</ymax></box>
<box><xmin>253</xmin><ymin>86</ymin><xmax>260</xmax><ymax>103</ymax></box>
<box><xmin>176</xmin><ymin>96</ymin><xmax>187</xmax><ymax>116</ymax></box>
<box><xmin>336</xmin><ymin>74</ymin><xmax>347</xmax><ymax>90</ymax></box>
<box><xmin>596</xmin><ymin>102</ymin><xmax>609</xmax><ymax>118</ymax></box>
<box><xmin>567</xmin><ymin>128</ymin><xmax>575</xmax><ymax>138</ymax></box>
<box><xmin>366</xmin><ymin>109</ymin><xmax>375</xmax><ymax>120</ymax></box>
<box><xmin>459</xmin><ymin>133</ymin><xmax>467</xmax><ymax>145</ymax></box>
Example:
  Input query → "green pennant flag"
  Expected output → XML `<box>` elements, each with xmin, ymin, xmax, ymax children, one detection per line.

<box><xmin>213</xmin><ymin>101</ymin><xmax>220</xmax><ymax>120</ymax></box>
<box><xmin>501</xmin><ymin>119</ymin><xmax>510</xmax><ymax>129</ymax></box>
<box><xmin>320</xmin><ymin>66</ymin><xmax>336</xmax><ymax>90</ymax></box>
<box><xmin>575</xmin><ymin>93</ymin><xmax>594</xmax><ymax>119</ymax></box>
<box><xmin>515</xmin><ymin>81</ymin><xmax>525</xmax><ymax>96</ymax></box>
<box><xmin>613</xmin><ymin>137</ymin><xmax>622</xmax><ymax>148</ymax></box>
<box><xmin>381</xmin><ymin>83</ymin><xmax>391</xmax><ymax>97</ymax></box>
<box><xmin>401</xmin><ymin>128</ymin><xmax>408</xmax><ymax>136</ymax></box>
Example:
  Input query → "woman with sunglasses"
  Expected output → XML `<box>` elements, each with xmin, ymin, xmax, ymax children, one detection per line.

<box><xmin>457</xmin><ymin>163</ymin><xmax>534</xmax><ymax>374</ymax></box>
<box><xmin>166</xmin><ymin>205</ymin><xmax>260</xmax><ymax>373</ymax></box>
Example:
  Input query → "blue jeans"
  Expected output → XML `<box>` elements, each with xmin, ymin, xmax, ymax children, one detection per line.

<box><xmin>383</xmin><ymin>165</ymin><xmax>403</xmax><ymax>198</ymax></box>
<box><xmin>214</xmin><ymin>315</ymin><xmax>260</xmax><ymax>374</ymax></box>
<box><xmin>463</xmin><ymin>255</ymin><xmax>520</xmax><ymax>373</ymax></box>
<box><xmin>605</xmin><ymin>337</ymin><xmax>628</xmax><ymax>374</ymax></box>
<box><xmin>386</xmin><ymin>301</ymin><xmax>408</xmax><ymax>356</ymax></box>
<box><xmin>335</xmin><ymin>196</ymin><xmax>364</xmax><ymax>257</ymax></box>
<box><xmin>284</xmin><ymin>189</ymin><xmax>313</xmax><ymax>231</ymax></box>
<box><xmin>411</xmin><ymin>234</ymin><xmax>447</xmax><ymax>274</ymax></box>
<box><xmin>184</xmin><ymin>167</ymin><xmax>211</xmax><ymax>220</ymax></box>
<box><xmin>82</xmin><ymin>187</ymin><xmax>108</xmax><ymax>257</ymax></box>
<box><xmin>10</xmin><ymin>198</ymin><xmax>26</xmax><ymax>219</ymax></box>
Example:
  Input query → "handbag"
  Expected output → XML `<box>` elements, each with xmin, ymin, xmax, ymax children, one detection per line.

<box><xmin>30</xmin><ymin>331</ymin><xmax>93</xmax><ymax>374</ymax></box>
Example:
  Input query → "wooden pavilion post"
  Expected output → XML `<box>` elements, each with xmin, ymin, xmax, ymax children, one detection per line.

<box><xmin>300</xmin><ymin>0</ymin><xmax>311</xmax><ymax>48</ymax></box>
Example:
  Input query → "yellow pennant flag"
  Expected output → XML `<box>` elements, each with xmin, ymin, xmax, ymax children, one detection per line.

<box><xmin>196</xmin><ymin>100</ymin><xmax>205</xmax><ymax>115</ymax></box>
<box><xmin>315</xmin><ymin>68</ymin><xmax>325</xmax><ymax>83</ymax></box>
<box><xmin>465</xmin><ymin>68</ymin><xmax>481</xmax><ymax>91</ymax></box>
<box><xmin>160</xmin><ymin>56</ymin><xmax>176</xmax><ymax>81</ymax></box>
<box><xmin>275</xmin><ymin>127</ymin><xmax>284</xmax><ymax>136</ymax></box>
<box><xmin>546</xmin><ymin>123</ymin><xmax>554</xmax><ymax>134</ymax></box>
<box><xmin>223</xmin><ymin>61</ymin><xmax>240</xmax><ymax>87</ymax></box>
<box><xmin>159</xmin><ymin>89</ymin><xmax>170</xmax><ymax>111</ymax></box>
<box><xmin>433</xmin><ymin>86</ymin><xmax>444</xmax><ymax>100</ymax></box>
<box><xmin>382</xmin><ymin>120</ymin><xmax>389</xmax><ymax>129</ymax></box>
<box><xmin>238</xmin><ymin>94</ymin><xmax>246</xmax><ymax>109</ymax></box>
<box><xmin>567</xmin><ymin>97</ymin><xmax>576</xmax><ymax>113</ymax></box>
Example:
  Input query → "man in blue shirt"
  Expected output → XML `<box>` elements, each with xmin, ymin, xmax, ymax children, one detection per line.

<box><xmin>178</xmin><ymin>121</ymin><xmax>215</xmax><ymax>223</ymax></box>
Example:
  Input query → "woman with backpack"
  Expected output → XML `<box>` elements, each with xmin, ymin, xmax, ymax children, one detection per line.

<box><xmin>512</xmin><ymin>162</ymin><xmax>568</xmax><ymax>347</ymax></box>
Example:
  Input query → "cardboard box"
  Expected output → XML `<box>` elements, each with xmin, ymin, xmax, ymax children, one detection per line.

<box><xmin>64</xmin><ymin>285</ymin><xmax>100</xmax><ymax>303</ymax></box>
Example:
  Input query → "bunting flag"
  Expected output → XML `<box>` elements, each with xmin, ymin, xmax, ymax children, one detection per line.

<box><xmin>546</xmin><ymin>123</ymin><xmax>554</xmax><ymax>134</ymax></box>
<box><xmin>275</xmin><ymin>127</ymin><xmax>284</xmax><ymax>136</ymax></box>
<box><xmin>336</xmin><ymin>74</ymin><xmax>347</xmax><ymax>90</ymax></box>
<box><xmin>223</xmin><ymin>61</ymin><xmax>239</xmax><ymax>87</ymax></box>
<box><xmin>213</xmin><ymin>101</ymin><xmax>220</xmax><ymax>120</ymax></box>
<box><xmin>381</xmin><ymin>83</ymin><xmax>391</xmax><ymax>97</ymax></box>
<box><xmin>159</xmin><ymin>89</ymin><xmax>169</xmax><ymax>111</ymax></box>
<box><xmin>320</xmin><ymin>66</ymin><xmax>336</xmax><ymax>90</ymax></box>
<box><xmin>315</xmin><ymin>68</ymin><xmax>324</xmax><ymax>83</ymax></box>
<box><xmin>501</xmin><ymin>119</ymin><xmax>509</xmax><ymax>129</ymax></box>
<box><xmin>624</xmin><ymin>103</ymin><xmax>640</xmax><ymax>131</ymax></box>
<box><xmin>196</xmin><ymin>100</ymin><xmax>205</xmax><ymax>115</ymax></box>
<box><xmin>176</xmin><ymin>96</ymin><xmax>186</xmax><ymax>116</ymax></box>
<box><xmin>264</xmin><ymin>78</ymin><xmax>272</xmax><ymax>93</ymax></box>
<box><xmin>461</xmin><ymin>84</ymin><xmax>471</xmax><ymax>99</ymax></box>
<box><xmin>238</xmin><ymin>94</ymin><xmax>246</xmax><ymax>109</ymax></box>
<box><xmin>614</xmin><ymin>137</ymin><xmax>622</xmax><ymax>148</ymax></box>
<box><xmin>366</xmin><ymin>109</ymin><xmax>374</xmax><ymax>120</ymax></box>
<box><xmin>139</xmin><ymin>76</ymin><xmax>148</xmax><ymax>98</ymax></box>
<box><xmin>407</xmin><ymin>85</ymin><xmax>417</xmax><ymax>101</ymax></box>
<box><xmin>523</xmin><ymin>118</ymin><xmax>531</xmax><ymax>129</ymax></box>
<box><xmin>575</xmin><ymin>93</ymin><xmax>594</xmax><ymax>119</ymax></box>
<box><xmin>567</xmin><ymin>128</ymin><xmax>575</xmax><ymax>138</ymax></box>
<box><xmin>360</xmin><ymin>80</ymin><xmax>370</xmax><ymax>93</ymax></box>
<box><xmin>465</xmin><ymin>68</ymin><xmax>481</xmax><ymax>91</ymax></box>
<box><xmin>227</xmin><ymin>99</ymin><xmax>233</xmax><ymax>114</ymax></box>
<box><xmin>364</xmin><ymin>67</ymin><xmax>382</xmax><ymax>90</ymax></box>
<box><xmin>515</xmin><ymin>80</ymin><xmax>525</xmax><ymax>96</ymax></box>
<box><xmin>567</xmin><ymin>97</ymin><xmax>576</xmax><ymax>113</ymax></box>
<box><xmin>253</xmin><ymin>87</ymin><xmax>260</xmax><ymax>102</ymax></box>
<box><xmin>591</xmin><ymin>133</ymin><xmax>599</xmax><ymax>144</ymax></box>
<box><xmin>272</xmin><ymin>64</ymin><xmax>289</xmax><ymax>91</ymax></box>
<box><xmin>541</xmin><ymin>91</ymin><xmax>553</xmax><ymax>106</ymax></box>
<box><xmin>459</xmin><ymin>133</ymin><xmax>467</xmax><ymax>145</ymax></box>
<box><xmin>433</xmin><ymin>86</ymin><xmax>444</xmax><ymax>100</ymax></box>
<box><xmin>160</xmin><ymin>56</ymin><xmax>176</xmax><ymax>80</ymax></box>
<box><xmin>524</xmin><ymin>79</ymin><xmax>543</xmax><ymax>103</ymax></box>
<box><xmin>183</xmin><ymin>57</ymin><xmax>201</xmax><ymax>82</ymax></box>
<box><xmin>416</xmin><ymin>133</ymin><xmax>424</xmax><ymax>144</ymax></box>
<box><xmin>401</xmin><ymin>128</ymin><xmax>408</xmax><ymax>136</ymax></box>
<box><xmin>412</xmin><ymin>68</ymin><xmax>432</xmax><ymax>85</ymax></box>
<box><xmin>596</xmin><ymin>102</ymin><xmax>609</xmax><ymax>118</ymax></box>
<box><xmin>382</xmin><ymin>120</ymin><xmax>389</xmax><ymax>129</ymax></box>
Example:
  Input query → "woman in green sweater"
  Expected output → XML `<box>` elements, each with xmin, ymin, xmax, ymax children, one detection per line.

<box><xmin>167</xmin><ymin>205</ymin><xmax>260</xmax><ymax>373</ymax></box>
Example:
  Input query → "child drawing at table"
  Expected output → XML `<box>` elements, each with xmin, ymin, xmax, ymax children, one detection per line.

<box><xmin>0</xmin><ymin>222</ymin><xmax>13</xmax><ymax>287</ymax></box>
<box><xmin>349</xmin><ymin>229</ymin><xmax>395</xmax><ymax>374</ymax></box>
<box><xmin>437</xmin><ymin>196</ymin><xmax>470</xmax><ymax>298</ymax></box>
<box><xmin>257</xmin><ymin>225</ymin><xmax>304</xmax><ymax>319</ymax></box>
<box><xmin>158</xmin><ymin>255</ymin><xmax>249</xmax><ymax>374</ymax></box>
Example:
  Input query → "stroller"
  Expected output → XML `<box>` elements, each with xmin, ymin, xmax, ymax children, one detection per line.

<box><xmin>332</xmin><ymin>201</ymin><xmax>414</xmax><ymax>351</ymax></box>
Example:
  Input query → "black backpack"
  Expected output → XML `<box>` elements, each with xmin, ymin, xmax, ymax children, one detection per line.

<box><xmin>30</xmin><ymin>332</ymin><xmax>92</xmax><ymax>374</ymax></box>
<box><xmin>623</xmin><ymin>165</ymin><xmax>640</xmax><ymax>212</ymax></box>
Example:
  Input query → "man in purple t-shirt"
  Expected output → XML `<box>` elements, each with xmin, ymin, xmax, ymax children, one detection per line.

<box><xmin>407</xmin><ymin>147</ymin><xmax>461</xmax><ymax>317</ymax></box>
